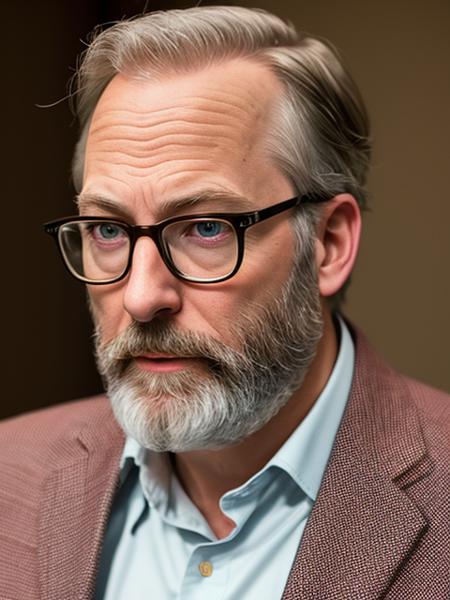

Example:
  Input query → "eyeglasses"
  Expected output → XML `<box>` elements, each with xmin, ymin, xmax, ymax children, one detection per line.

<box><xmin>44</xmin><ymin>194</ymin><xmax>328</xmax><ymax>284</ymax></box>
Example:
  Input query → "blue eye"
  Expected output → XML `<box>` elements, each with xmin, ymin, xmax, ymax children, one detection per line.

<box><xmin>98</xmin><ymin>223</ymin><xmax>121</xmax><ymax>239</ymax></box>
<box><xmin>195</xmin><ymin>221</ymin><xmax>223</xmax><ymax>237</ymax></box>
<box><xmin>89</xmin><ymin>222</ymin><xmax>127</xmax><ymax>247</ymax></box>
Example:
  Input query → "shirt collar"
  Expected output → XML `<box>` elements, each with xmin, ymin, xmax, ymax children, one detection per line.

<box><xmin>119</xmin><ymin>314</ymin><xmax>355</xmax><ymax>504</ymax></box>
<box><xmin>120</xmin><ymin>436</ymin><xmax>144</xmax><ymax>478</ymax></box>
<box><xmin>120</xmin><ymin>437</ymin><xmax>171</xmax><ymax>513</ymax></box>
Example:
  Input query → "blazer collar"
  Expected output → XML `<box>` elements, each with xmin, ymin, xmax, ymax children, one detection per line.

<box><xmin>282</xmin><ymin>325</ymin><xmax>433</xmax><ymax>599</ymax></box>
<box><xmin>38</xmin><ymin>398</ymin><xmax>124</xmax><ymax>600</ymax></box>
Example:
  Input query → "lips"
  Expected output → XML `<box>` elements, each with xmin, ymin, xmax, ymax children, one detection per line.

<box><xmin>134</xmin><ymin>353</ymin><xmax>199</xmax><ymax>373</ymax></box>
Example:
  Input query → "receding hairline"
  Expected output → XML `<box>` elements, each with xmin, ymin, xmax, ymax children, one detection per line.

<box><xmin>73</xmin><ymin>7</ymin><xmax>300</xmax><ymax>118</ymax></box>
<box><xmin>77</xmin><ymin>54</ymin><xmax>293</xmax><ymax>194</ymax></box>
<box><xmin>90</xmin><ymin>53</ymin><xmax>286</xmax><ymax>110</ymax></box>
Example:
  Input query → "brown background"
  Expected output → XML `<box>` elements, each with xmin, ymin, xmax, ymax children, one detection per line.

<box><xmin>1</xmin><ymin>0</ymin><xmax>449</xmax><ymax>419</ymax></box>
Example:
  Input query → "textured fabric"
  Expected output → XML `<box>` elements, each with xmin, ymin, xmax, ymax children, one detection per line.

<box><xmin>98</xmin><ymin>318</ymin><xmax>355</xmax><ymax>600</ymax></box>
<box><xmin>0</xmin><ymin>326</ymin><xmax>449</xmax><ymax>600</ymax></box>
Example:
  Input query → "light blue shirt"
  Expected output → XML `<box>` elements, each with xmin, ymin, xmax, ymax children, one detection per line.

<box><xmin>97</xmin><ymin>317</ymin><xmax>355</xmax><ymax>600</ymax></box>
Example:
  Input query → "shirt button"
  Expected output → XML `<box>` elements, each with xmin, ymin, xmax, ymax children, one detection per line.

<box><xmin>198</xmin><ymin>561</ymin><xmax>213</xmax><ymax>577</ymax></box>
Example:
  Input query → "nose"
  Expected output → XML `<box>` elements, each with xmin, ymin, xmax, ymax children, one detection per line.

<box><xmin>123</xmin><ymin>237</ymin><xmax>183</xmax><ymax>322</ymax></box>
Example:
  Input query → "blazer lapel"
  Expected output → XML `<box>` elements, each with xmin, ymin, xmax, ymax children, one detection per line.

<box><xmin>38</xmin><ymin>400</ymin><xmax>124</xmax><ymax>600</ymax></box>
<box><xmin>282</xmin><ymin>328</ymin><xmax>433</xmax><ymax>599</ymax></box>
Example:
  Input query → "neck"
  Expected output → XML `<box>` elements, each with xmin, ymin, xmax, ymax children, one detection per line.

<box><xmin>173</xmin><ymin>307</ymin><xmax>338</xmax><ymax>538</ymax></box>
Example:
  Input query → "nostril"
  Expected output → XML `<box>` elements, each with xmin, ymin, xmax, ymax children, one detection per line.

<box><xmin>154</xmin><ymin>306</ymin><xmax>178</xmax><ymax>318</ymax></box>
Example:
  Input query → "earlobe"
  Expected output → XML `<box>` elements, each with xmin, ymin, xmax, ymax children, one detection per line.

<box><xmin>317</xmin><ymin>194</ymin><xmax>361</xmax><ymax>298</ymax></box>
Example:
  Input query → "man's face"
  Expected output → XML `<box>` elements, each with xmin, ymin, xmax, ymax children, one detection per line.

<box><xmin>82</xmin><ymin>59</ymin><xmax>323</xmax><ymax>451</ymax></box>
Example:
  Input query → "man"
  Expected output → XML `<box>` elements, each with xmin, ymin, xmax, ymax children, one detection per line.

<box><xmin>0</xmin><ymin>6</ymin><xmax>448</xmax><ymax>600</ymax></box>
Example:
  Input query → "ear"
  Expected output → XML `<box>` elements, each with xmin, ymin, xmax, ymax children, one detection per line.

<box><xmin>315</xmin><ymin>194</ymin><xmax>361</xmax><ymax>298</ymax></box>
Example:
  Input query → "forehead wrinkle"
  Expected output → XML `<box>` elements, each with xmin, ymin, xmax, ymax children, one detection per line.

<box><xmin>88</xmin><ymin>75</ymin><xmax>273</xmax><ymax>165</ymax></box>
<box><xmin>89</xmin><ymin>154</ymin><xmax>220</xmax><ymax>175</ymax></box>
<box><xmin>88</xmin><ymin>128</ymin><xmax>235</xmax><ymax>150</ymax></box>
<box><xmin>96</xmin><ymin>172</ymin><xmax>135</xmax><ymax>191</ymax></box>
<box><xmin>199</xmin><ymin>73</ymin><xmax>276</xmax><ymax>121</ymax></box>
<box><xmin>87</xmin><ymin>136</ymin><xmax>236</xmax><ymax>164</ymax></box>
<box><xmin>201</xmin><ymin>85</ymin><xmax>266</xmax><ymax>113</ymax></box>
<box><xmin>87</xmin><ymin>108</ymin><xmax>252</xmax><ymax>164</ymax></box>
<box><xmin>153</xmin><ymin>167</ymin><xmax>219</xmax><ymax>189</ymax></box>
<box><xmin>89</xmin><ymin>107</ymin><xmax>250</xmax><ymax>139</ymax></box>
<box><xmin>87</xmin><ymin>113</ymin><xmax>251</xmax><ymax>171</ymax></box>
<box><xmin>92</xmin><ymin>88</ymin><xmax>255</xmax><ymax>124</ymax></box>
<box><xmin>89</xmin><ymin>86</ymin><xmax>266</xmax><ymax>144</ymax></box>
<box><xmin>90</xmin><ymin>101</ymin><xmax>250</xmax><ymax>125</ymax></box>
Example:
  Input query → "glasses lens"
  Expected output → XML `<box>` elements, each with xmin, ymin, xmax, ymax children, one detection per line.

<box><xmin>58</xmin><ymin>221</ymin><xmax>130</xmax><ymax>282</ymax></box>
<box><xmin>163</xmin><ymin>218</ymin><xmax>238</xmax><ymax>281</ymax></box>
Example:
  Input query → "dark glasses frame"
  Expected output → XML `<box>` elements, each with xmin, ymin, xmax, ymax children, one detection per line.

<box><xmin>44</xmin><ymin>193</ymin><xmax>329</xmax><ymax>284</ymax></box>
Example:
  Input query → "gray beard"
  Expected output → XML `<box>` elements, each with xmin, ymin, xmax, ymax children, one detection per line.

<box><xmin>94</xmin><ymin>241</ymin><xmax>323</xmax><ymax>452</ymax></box>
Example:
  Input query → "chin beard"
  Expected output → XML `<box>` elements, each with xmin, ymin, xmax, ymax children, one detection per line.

<box><xmin>94</xmin><ymin>235</ymin><xmax>323</xmax><ymax>452</ymax></box>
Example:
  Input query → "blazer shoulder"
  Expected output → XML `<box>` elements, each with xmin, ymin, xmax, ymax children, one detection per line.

<box><xmin>403</xmin><ymin>375</ymin><xmax>450</xmax><ymax>446</ymax></box>
<box><xmin>350</xmin><ymin>322</ymin><xmax>450</xmax><ymax>477</ymax></box>
<box><xmin>0</xmin><ymin>395</ymin><xmax>113</xmax><ymax>463</ymax></box>
<box><xmin>351</xmin><ymin>320</ymin><xmax>450</xmax><ymax>432</ymax></box>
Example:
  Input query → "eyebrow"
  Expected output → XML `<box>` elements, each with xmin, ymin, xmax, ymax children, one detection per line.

<box><xmin>76</xmin><ymin>190</ymin><xmax>255</xmax><ymax>222</ymax></box>
<box><xmin>76</xmin><ymin>194</ymin><xmax>132</xmax><ymax>220</ymax></box>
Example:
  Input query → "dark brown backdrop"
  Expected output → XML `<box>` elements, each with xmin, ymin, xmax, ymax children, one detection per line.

<box><xmin>2</xmin><ymin>0</ymin><xmax>449</xmax><ymax>419</ymax></box>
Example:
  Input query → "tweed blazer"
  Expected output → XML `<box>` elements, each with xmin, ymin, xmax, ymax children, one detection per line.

<box><xmin>0</xmin><ymin>329</ymin><xmax>449</xmax><ymax>600</ymax></box>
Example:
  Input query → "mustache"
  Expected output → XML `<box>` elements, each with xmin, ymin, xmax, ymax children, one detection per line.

<box><xmin>95</xmin><ymin>320</ymin><xmax>249</xmax><ymax>370</ymax></box>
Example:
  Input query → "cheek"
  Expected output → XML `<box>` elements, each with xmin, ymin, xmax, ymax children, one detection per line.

<box><xmin>87</xmin><ymin>286</ymin><xmax>129</xmax><ymax>341</ymax></box>
<box><xmin>238</xmin><ymin>227</ymin><xmax>297</xmax><ymax>299</ymax></box>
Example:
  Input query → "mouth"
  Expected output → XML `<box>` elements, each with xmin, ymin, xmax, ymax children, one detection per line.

<box><xmin>134</xmin><ymin>353</ymin><xmax>201</xmax><ymax>373</ymax></box>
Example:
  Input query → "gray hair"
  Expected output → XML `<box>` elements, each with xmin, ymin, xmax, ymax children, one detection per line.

<box><xmin>71</xmin><ymin>6</ymin><xmax>371</xmax><ymax>305</ymax></box>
